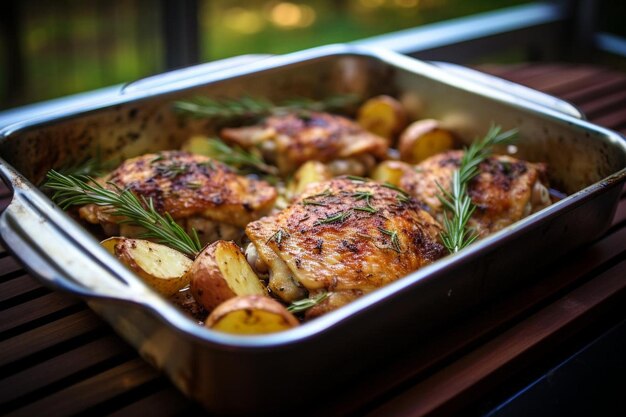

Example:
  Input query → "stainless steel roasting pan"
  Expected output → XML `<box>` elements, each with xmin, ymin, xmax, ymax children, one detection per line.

<box><xmin>1</xmin><ymin>45</ymin><xmax>625</xmax><ymax>415</ymax></box>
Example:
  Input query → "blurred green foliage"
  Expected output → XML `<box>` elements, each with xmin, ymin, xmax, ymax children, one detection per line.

<box><xmin>4</xmin><ymin>0</ymin><xmax>623</xmax><ymax>109</ymax></box>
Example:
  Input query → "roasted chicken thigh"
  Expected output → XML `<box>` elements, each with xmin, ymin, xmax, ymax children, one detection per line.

<box><xmin>245</xmin><ymin>177</ymin><xmax>446</xmax><ymax>317</ymax></box>
<box><xmin>79</xmin><ymin>151</ymin><xmax>277</xmax><ymax>243</ymax></box>
<box><xmin>396</xmin><ymin>150</ymin><xmax>551</xmax><ymax>237</ymax></box>
<box><xmin>221</xmin><ymin>112</ymin><xmax>388</xmax><ymax>175</ymax></box>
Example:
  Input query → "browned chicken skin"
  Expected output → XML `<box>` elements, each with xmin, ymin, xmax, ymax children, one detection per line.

<box><xmin>221</xmin><ymin>112</ymin><xmax>388</xmax><ymax>175</ymax></box>
<box><xmin>79</xmin><ymin>151</ymin><xmax>277</xmax><ymax>242</ymax></box>
<box><xmin>245</xmin><ymin>177</ymin><xmax>446</xmax><ymax>317</ymax></box>
<box><xmin>396</xmin><ymin>150</ymin><xmax>551</xmax><ymax>237</ymax></box>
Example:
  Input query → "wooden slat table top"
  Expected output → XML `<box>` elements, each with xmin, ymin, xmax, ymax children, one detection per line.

<box><xmin>1</xmin><ymin>64</ymin><xmax>625</xmax><ymax>417</ymax></box>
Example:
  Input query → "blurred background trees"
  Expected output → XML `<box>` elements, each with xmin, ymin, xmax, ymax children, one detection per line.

<box><xmin>0</xmin><ymin>0</ymin><xmax>623</xmax><ymax>109</ymax></box>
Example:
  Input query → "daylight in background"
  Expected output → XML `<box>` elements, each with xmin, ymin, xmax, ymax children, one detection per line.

<box><xmin>0</xmin><ymin>0</ymin><xmax>623</xmax><ymax>109</ymax></box>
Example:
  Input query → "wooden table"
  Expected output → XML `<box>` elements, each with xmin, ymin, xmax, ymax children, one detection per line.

<box><xmin>1</xmin><ymin>64</ymin><xmax>625</xmax><ymax>417</ymax></box>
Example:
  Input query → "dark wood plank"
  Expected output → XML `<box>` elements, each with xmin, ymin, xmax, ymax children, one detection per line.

<box><xmin>107</xmin><ymin>388</ymin><xmax>195</xmax><ymax>417</ymax></box>
<box><xmin>592</xmin><ymin>109</ymin><xmax>626</xmax><ymax>133</ymax></box>
<box><xmin>0</xmin><ymin>309</ymin><xmax>103</xmax><ymax>367</ymax></box>
<box><xmin>580</xmin><ymin>89</ymin><xmax>626</xmax><ymax>119</ymax></box>
<box><xmin>5</xmin><ymin>358</ymin><xmax>160</xmax><ymax>417</ymax></box>
<box><xmin>0</xmin><ymin>292</ymin><xmax>80</xmax><ymax>334</ymax></box>
<box><xmin>507</xmin><ymin>65</ymin><xmax>604</xmax><ymax>93</ymax></box>
<box><xmin>0</xmin><ymin>335</ymin><xmax>131</xmax><ymax>405</ymax></box>
<box><xmin>559</xmin><ymin>73</ymin><xmax>626</xmax><ymax>103</ymax></box>
<box><xmin>329</xmin><ymin>225</ymin><xmax>626</xmax><ymax>416</ymax></box>
<box><xmin>365</xmin><ymin>260</ymin><xmax>626</xmax><ymax>417</ymax></box>
<box><xmin>0</xmin><ymin>274</ymin><xmax>45</xmax><ymax>303</ymax></box>
<box><xmin>0</xmin><ymin>256</ymin><xmax>24</xmax><ymax>278</ymax></box>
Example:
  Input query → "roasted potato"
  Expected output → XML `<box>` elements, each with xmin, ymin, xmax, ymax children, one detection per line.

<box><xmin>188</xmin><ymin>240</ymin><xmax>266</xmax><ymax>311</ymax></box>
<box><xmin>205</xmin><ymin>295</ymin><xmax>299</xmax><ymax>334</ymax></box>
<box><xmin>287</xmin><ymin>160</ymin><xmax>332</xmax><ymax>198</ymax></box>
<box><xmin>398</xmin><ymin>119</ymin><xmax>457</xmax><ymax>164</ymax></box>
<box><xmin>371</xmin><ymin>160</ymin><xmax>413</xmax><ymax>187</ymax></box>
<box><xmin>101</xmin><ymin>237</ymin><xmax>193</xmax><ymax>297</ymax></box>
<box><xmin>357</xmin><ymin>95</ymin><xmax>407</xmax><ymax>142</ymax></box>
<box><xmin>180</xmin><ymin>135</ymin><xmax>213</xmax><ymax>156</ymax></box>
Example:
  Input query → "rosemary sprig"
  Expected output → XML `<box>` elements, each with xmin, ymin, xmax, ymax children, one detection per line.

<box><xmin>352</xmin><ymin>190</ymin><xmax>377</xmax><ymax>213</ymax></box>
<box><xmin>301</xmin><ymin>189</ymin><xmax>333</xmax><ymax>206</ymax></box>
<box><xmin>437</xmin><ymin>125</ymin><xmax>517</xmax><ymax>253</ymax></box>
<box><xmin>153</xmin><ymin>161</ymin><xmax>189</xmax><ymax>179</ymax></box>
<box><xmin>313</xmin><ymin>210</ymin><xmax>352</xmax><ymax>226</ymax></box>
<box><xmin>382</xmin><ymin>182</ymin><xmax>409</xmax><ymax>197</ymax></box>
<box><xmin>287</xmin><ymin>291</ymin><xmax>329</xmax><ymax>313</ymax></box>
<box><xmin>201</xmin><ymin>138</ymin><xmax>278</xmax><ymax>177</ymax></box>
<box><xmin>55</xmin><ymin>155</ymin><xmax>119</xmax><ymax>180</ymax></box>
<box><xmin>378</xmin><ymin>227</ymin><xmax>402</xmax><ymax>253</ymax></box>
<box><xmin>267</xmin><ymin>228</ymin><xmax>290</xmax><ymax>245</ymax></box>
<box><xmin>173</xmin><ymin>94</ymin><xmax>360</xmax><ymax>122</ymax></box>
<box><xmin>44</xmin><ymin>170</ymin><xmax>202</xmax><ymax>257</ymax></box>
<box><xmin>301</xmin><ymin>200</ymin><xmax>327</xmax><ymax>206</ymax></box>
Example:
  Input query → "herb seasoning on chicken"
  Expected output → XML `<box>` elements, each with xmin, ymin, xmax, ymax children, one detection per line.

<box><xmin>79</xmin><ymin>150</ymin><xmax>277</xmax><ymax>244</ymax></box>
<box><xmin>245</xmin><ymin>177</ymin><xmax>446</xmax><ymax>318</ymax></box>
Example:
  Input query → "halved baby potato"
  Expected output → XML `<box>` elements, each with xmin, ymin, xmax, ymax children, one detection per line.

<box><xmin>101</xmin><ymin>237</ymin><xmax>193</xmax><ymax>297</ymax></box>
<box><xmin>205</xmin><ymin>295</ymin><xmax>299</xmax><ymax>334</ymax></box>
<box><xmin>287</xmin><ymin>160</ymin><xmax>332</xmax><ymax>198</ymax></box>
<box><xmin>180</xmin><ymin>135</ymin><xmax>213</xmax><ymax>156</ymax></box>
<box><xmin>357</xmin><ymin>95</ymin><xmax>407</xmax><ymax>142</ymax></box>
<box><xmin>398</xmin><ymin>119</ymin><xmax>457</xmax><ymax>164</ymax></box>
<box><xmin>371</xmin><ymin>160</ymin><xmax>412</xmax><ymax>187</ymax></box>
<box><xmin>188</xmin><ymin>240</ymin><xmax>266</xmax><ymax>312</ymax></box>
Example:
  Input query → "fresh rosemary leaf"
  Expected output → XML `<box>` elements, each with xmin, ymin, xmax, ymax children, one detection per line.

<box><xmin>382</xmin><ymin>182</ymin><xmax>409</xmax><ymax>196</ymax></box>
<box><xmin>56</xmin><ymin>155</ymin><xmax>118</xmax><ymax>180</ymax></box>
<box><xmin>354</xmin><ymin>205</ymin><xmax>377</xmax><ymax>214</ymax></box>
<box><xmin>396</xmin><ymin>193</ymin><xmax>411</xmax><ymax>205</ymax></box>
<box><xmin>267</xmin><ymin>228</ymin><xmax>290</xmax><ymax>245</ymax></box>
<box><xmin>44</xmin><ymin>170</ymin><xmax>202</xmax><ymax>257</ymax></box>
<box><xmin>437</xmin><ymin>125</ymin><xmax>517</xmax><ymax>253</ymax></box>
<box><xmin>301</xmin><ymin>200</ymin><xmax>327</xmax><ymax>206</ymax></box>
<box><xmin>201</xmin><ymin>138</ymin><xmax>278</xmax><ymax>177</ymax></box>
<box><xmin>173</xmin><ymin>94</ymin><xmax>360</xmax><ymax>122</ymax></box>
<box><xmin>313</xmin><ymin>210</ymin><xmax>352</xmax><ymax>226</ymax></box>
<box><xmin>346</xmin><ymin>175</ymin><xmax>368</xmax><ymax>182</ymax></box>
<box><xmin>352</xmin><ymin>190</ymin><xmax>377</xmax><ymax>213</ymax></box>
<box><xmin>287</xmin><ymin>291</ymin><xmax>329</xmax><ymax>313</ymax></box>
<box><xmin>153</xmin><ymin>161</ymin><xmax>189</xmax><ymax>179</ymax></box>
<box><xmin>378</xmin><ymin>227</ymin><xmax>402</xmax><ymax>253</ymax></box>
<box><xmin>301</xmin><ymin>189</ymin><xmax>332</xmax><ymax>206</ymax></box>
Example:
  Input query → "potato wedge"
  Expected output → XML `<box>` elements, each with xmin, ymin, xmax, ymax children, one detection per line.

<box><xmin>180</xmin><ymin>135</ymin><xmax>213</xmax><ymax>156</ymax></box>
<box><xmin>188</xmin><ymin>240</ymin><xmax>266</xmax><ymax>311</ymax></box>
<box><xmin>101</xmin><ymin>237</ymin><xmax>193</xmax><ymax>297</ymax></box>
<box><xmin>357</xmin><ymin>95</ymin><xmax>407</xmax><ymax>142</ymax></box>
<box><xmin>287</xmin><ymin>160</ymin><xmax>332</xmax><ymax>197</ymax></box>
<box><xmin>398</xmin><ymin>119</ymin><xmax>457</xmax><ymax>164</ymax></box>
<box><xmin>205</xmin><ymin>295</ymin><xmax>299</xmax><ymax>334</ymax></box>
<box><xmin>371</xmin><ymin>160</ymin><xmax>413</xmax><ymax>187</ymax></box>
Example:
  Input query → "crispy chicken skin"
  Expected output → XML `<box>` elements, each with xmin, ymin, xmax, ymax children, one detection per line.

<box><xmin>79</xmin><ymin>151</ymin><xmax>277</xmax><ymax>237</ymax></box>
<box><xmin>246</xmin><ymin>177</ymin><xmax>446</xmax><ymax>317</ymax></box>
<box><xmin>220</xmin><ymin>112</ymin><xmax>388</xmax><ymax>174</ymax></box>
<box><xmin>396</xmin><ymin>150</ymin><xmax>551</xmax><ymax>237</ymax></box>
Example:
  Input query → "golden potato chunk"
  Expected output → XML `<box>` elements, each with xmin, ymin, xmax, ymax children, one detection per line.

<box><xmin>101</xmin><ymin>237</ymin><xmax>193</xmax><ymax>297</ymax></box>
<box><xmin>357</xmin><ymin>95</ymin><xmax>407</xmax><ymax>142</ymax></box>
<box><xmin>398</xmin><ymin>119</ymin><xmax>457</xmax><ymax>164</ymax></box>
<box><xmin>188</xmin><ymin>241</ymin><xmax>266</xmax><ymax>311</ymax></box>
<box><xmin>205</xmin><ymin>295</ymin><xmax>299</xmax><ymax>334</ymax></box>
<box><xmin>371</xmin><ymin>160</ymin><xmax>413</xmax><ymax>187</ymax></box>
<box><xmin>287</xmin><ymin>160</ymin><xmax>333</xmax><ymax>198</ymax></box>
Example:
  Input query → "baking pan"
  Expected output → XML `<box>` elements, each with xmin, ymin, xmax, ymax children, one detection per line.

<box><xmin>0</xmin><ymin>44</ymin><xmax>625</xmax><ymax>415</ymax></box>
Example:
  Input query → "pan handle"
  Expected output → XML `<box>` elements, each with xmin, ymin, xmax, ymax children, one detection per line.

<box><xmin>429</xmin><ymin>61</ymin><xmax>585</xmax><ymax>119</ymax></box>
<box><xmin>0</xmin><ymin>173</ymin><xmax>156</xmax><ymax>304</ymax></box>
<box><xmin>120</xmin><ymin>54</ymin><xmax>272</xmax><ymax>94</ymax></box>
